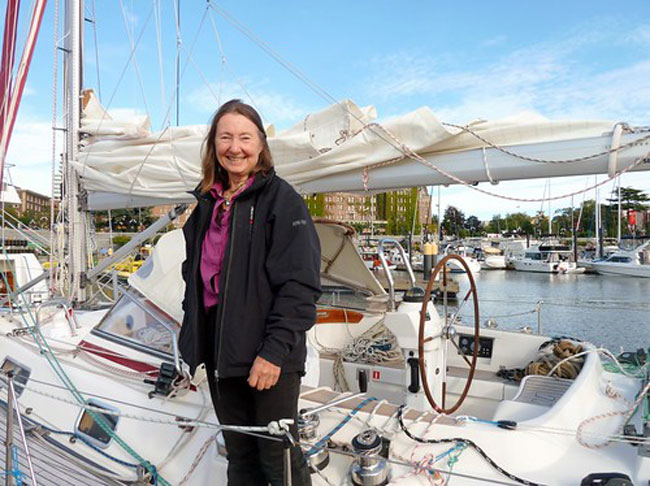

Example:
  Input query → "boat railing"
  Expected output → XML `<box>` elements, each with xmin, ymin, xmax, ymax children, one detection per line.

<box><xmin>35</xmin><ymin>299</ymin><xmax>79</xmax><ymax>336</ymax></box>
<box><xmin>377</xmin><ymin>238</ymin><xmax>416</xmax><ymax>311</ymax></box>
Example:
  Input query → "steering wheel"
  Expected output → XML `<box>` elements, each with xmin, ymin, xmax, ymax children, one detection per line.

<box><xmin>418</xmin><ymin>254</ymin><xmax>480</xmax><ymax>414</ymax></box>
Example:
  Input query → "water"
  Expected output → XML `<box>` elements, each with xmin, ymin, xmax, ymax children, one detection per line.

<box><xmin>437</xmin><ymin>270</ymin><xmax>650</xmax><ymax>353</ymax></box>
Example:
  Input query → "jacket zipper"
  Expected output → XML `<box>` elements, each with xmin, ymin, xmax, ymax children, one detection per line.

<box><xmin>215</xmin><ymin>202</ymin><xmax>238</xmax><ymax>382</ymax></box>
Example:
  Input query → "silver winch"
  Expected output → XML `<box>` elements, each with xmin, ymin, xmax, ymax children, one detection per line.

<box><xmin>297</xmin><ymin>412</ymin><xmax>329</xmax><ymax>472</ymax></box>
<box><xmin>350</xmin><ymin>430</ymin><xmax>389</xmax><ymax>486</ymax></box>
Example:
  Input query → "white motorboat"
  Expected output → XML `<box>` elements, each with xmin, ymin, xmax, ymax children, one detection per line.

<box><xmin>513</xmin><ymin>242</ymin><xmax>579</xmax><ymax>274</ymax></box>
<box><xmin>480</xmin><ymin>247</ymin><xmax>507</xmax><ymax>270</ymax></box>
<box><xmin>589</xmin><ymin>241</ymin><xmax>650</xmax><ymax>278</ymax></box>
<box><xmin>444</xmin><ymin>245</ymin><xmax>481</xmax><ymax>275</ymax></box>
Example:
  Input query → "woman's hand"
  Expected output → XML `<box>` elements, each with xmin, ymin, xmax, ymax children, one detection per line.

<box><xmin>248</xmin><ymin>356</ymin><xmax>281</xmax><ymax>390</ymax></box>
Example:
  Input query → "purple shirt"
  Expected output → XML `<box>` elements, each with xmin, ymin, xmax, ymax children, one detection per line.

<box><xmin>200</xmin><ymin>177</ymin><xmax>254</xmax><ymax>310</ymax></box>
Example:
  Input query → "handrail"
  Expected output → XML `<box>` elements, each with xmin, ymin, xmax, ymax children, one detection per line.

<box><xmin>377</xmin><ymin>238</ymin><xmax>416</xmax><ymax>311</ymax></box>
<box><xmin>35</xmin><ymin>299</ymin><xmax>78</xmax><ymax>336</ymax></box>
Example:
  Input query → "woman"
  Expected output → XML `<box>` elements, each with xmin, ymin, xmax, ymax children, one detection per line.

<box><xmin>179</xmin><ymin>99</ymin><xmax>321</xmax><ymax>485</ymax></box>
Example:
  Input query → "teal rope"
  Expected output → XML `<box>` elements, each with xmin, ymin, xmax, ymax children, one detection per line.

<box><xmin>0</xmin><ymin>446</ymin><xmax>25</xmax><ymax>485</ymax></box>
<box><xmin>0</xmin><ymin>250</ymin><xmax>171</xmax><ymax>485</ymax></box>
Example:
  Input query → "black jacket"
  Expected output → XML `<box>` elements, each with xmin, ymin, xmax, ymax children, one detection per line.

<box><xmin>179</xmin><ymin>168</ymin><xmax>322</xmax><ymax>378</ymax></box>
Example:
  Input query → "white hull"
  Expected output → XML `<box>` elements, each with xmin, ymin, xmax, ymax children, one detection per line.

<box><xmin>1</xmin><ymin>227</ymin><xmax>648</xmax><ymax>485</ymax></box>
<box><xmin>512</xmin><ymin>259</ymin><xmax>578</xmax><ymax>273</ymax></box>
<box><xmin>481</xmin><ymin>255</ymin><xmax>506</xmax><ymax>270</ymax></box>
<box><xmin>446</xmin><ymin>257</ymin><xmax>481</xmax><ymax>274</ymax></box>
<box><xmin>591</xmin><ymin>261</ymin><xmax>650</xmax><ymax>278</ymax></box>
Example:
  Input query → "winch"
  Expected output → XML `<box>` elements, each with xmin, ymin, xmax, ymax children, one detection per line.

<box><xmin>350</xmin><ymin>430</ymin><xmax>389</xmax><ymax>486</ymax></box>
<box><xmin>297</xmin><ymin>412</ymin><xmax>329</xmax><ymax>471</ymax></box>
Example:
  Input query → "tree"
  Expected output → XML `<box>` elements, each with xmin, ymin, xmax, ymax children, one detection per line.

<box><xmin>95</xmin><ymin>208</ymin><xmax>154</xmax><ymax>231</ymax></box>
<box><xmin>442</xmin><ymin>206</ymin><xmax>465</xmax><ymax>237</ymax></box>
<box><xmin>464</xmin><ymin>215</ymin><xmax>481</xmax><ymax>235</ymax></box>
<box><xmin>606</xmin><ymin>187</ymin><xmax>650</xmax><ymax>211</ymax></box>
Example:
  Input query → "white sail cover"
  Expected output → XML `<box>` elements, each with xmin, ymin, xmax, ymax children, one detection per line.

<box><xmin>75</xmin><ymin>92</ymin><xmax>649</xmax><ymax>210</ymax></box>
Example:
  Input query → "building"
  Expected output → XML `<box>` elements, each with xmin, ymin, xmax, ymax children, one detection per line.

<box><xmin>150</xmin><ymin>203</ymin><xmax>195</xmax><ymax>229</ymax></box>
<box><xmin>304</xmin><ymin>189</ymin><xmax>432</xmax><ymax>232</ymax></box>
<box><xmin>15</xmin><ymin>188</ymin><xmax>51</xmax><ymax>215</ymax></box>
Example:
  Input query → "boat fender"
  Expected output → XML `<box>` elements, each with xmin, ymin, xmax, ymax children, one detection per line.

<box><xmin>580</xmin><ymin>472</ymin><xmax>633</xmax><ymax>486</ymax></box>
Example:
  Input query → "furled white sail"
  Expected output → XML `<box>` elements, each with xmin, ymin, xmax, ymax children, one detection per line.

<box><xmin>75</xmin><ymin>91</ymin><xmax>650</xmax><ymax>210</ymax></box>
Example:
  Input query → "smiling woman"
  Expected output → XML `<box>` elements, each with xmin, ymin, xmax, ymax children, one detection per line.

<box><xmin>179</xmin><ymin>99</ymin><xmax>321</xmax><ymax>485</ymax></box>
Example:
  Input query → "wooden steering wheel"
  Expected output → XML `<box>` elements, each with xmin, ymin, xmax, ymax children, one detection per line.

<box><xmin>418</xmin><ymin>254</ymin><xmax>480</xmax><ymax>414</ymax></box>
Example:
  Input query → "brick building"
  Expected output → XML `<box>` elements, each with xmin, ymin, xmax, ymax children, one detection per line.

<box><xmin>15</xmin><ymin>188</ymin><xmax>51</xmax><ymax>215</ymax></box>
<box><xmin>150</xmin><ymin>203</ymin><xmax>195</xmax><ymax>229</ymax></box>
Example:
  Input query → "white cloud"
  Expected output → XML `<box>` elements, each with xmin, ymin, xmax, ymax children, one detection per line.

<box><xmin>481</xmin><ymin>35</ymin><xmax>508</xmax><ymax>48</ymax></box>
<box><xmin>436</xmin><ymin>172</ymin><xmax>650</xmax><ymax>221</ymax></box>
<box><xmin>3</xmin><ymin>115</ymin><xmax>60</xmax><ymax>196</ymax></box>
<box><xmin>363</xmin><ymin>26</ymin><xmax>650</xmax><ymax>125</ymax></box>
<box><xmin>185</xmin><ymin>79</ymin><xmax>313</xmax><ymax>128</ymax></box>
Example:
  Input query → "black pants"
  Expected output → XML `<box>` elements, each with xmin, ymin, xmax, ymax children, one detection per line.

<box><xmin>208</xmin><ymin>372</ymin><xmax>312</xmax><ymax>486</ymax></box>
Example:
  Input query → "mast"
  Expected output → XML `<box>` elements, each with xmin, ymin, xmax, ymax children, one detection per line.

<box><xmin>62</xmin><ymin>0</ymin><xmax>86</xmax><ymax>302</ymax></box>
<box><xmin>617</xmin><ymin>177</ymin><xmax>622</xmax><ymax>243</ymax></box>
<box><xmin>594</xmin><ymin>175</ymin><xmax>600</xmax><ymax>258</ymax></box>
<box><xmin>548</xmin><ymin>179</ymin><xmax>553</xmax><ymax>236</ymax></box>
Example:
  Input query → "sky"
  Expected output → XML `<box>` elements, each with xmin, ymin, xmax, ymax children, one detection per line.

<box><xmin>5</xmin><ymin>0</ymin><xmax>650</xmax><ymax>220</ymax></box>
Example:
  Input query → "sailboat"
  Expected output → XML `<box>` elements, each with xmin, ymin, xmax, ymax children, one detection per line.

<box><xmin>1</xmin><ymin>1</ymin><xmax>649</xmax><ymax>485</ymax></box>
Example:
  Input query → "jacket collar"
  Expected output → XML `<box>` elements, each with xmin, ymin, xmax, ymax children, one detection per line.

<box><xmin>190</xmin><ymin>167</ymin><xmax>275</xmax><ymax>201</ymax></box>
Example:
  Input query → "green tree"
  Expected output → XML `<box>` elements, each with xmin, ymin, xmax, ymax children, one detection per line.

<box><xmin>606</xmin><ymin>187</ymin><xmax>650</xmax><ymax>211</ymax></box>
<box><xmin>95</xmin><ymin>208</ymin><xmax>154</xmax><ymax>231</ymax></box>
<box><xmin>464</xmin><ymin>215</ymin><xmax>482</xmax><ymax>235</ymax></box>
<box><xmin>442</xmin><ymin>206</ymin><xmax>465</xmax><ymax>237</ymax></box>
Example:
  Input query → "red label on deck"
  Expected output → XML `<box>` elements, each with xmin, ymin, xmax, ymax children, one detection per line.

<box><xmin>372</xmin><ymin>370</ymin><xmax>380</xmax><ymax>380</ymax></box>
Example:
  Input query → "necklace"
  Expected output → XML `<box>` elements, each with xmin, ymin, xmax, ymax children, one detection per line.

<box><xmin>222</xmin><ymin>179</ymin><xmax>248</xmax><ymax>206</ymax></box>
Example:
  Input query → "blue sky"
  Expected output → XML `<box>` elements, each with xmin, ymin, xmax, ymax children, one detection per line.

<box><xmin>6</xmin><ymin>0</ymin><xmax>650</xmax><ymax>219</ymax></box>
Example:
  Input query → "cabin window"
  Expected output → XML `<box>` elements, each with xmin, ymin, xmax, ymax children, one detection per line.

<box><xmin>608</xmin><ymin>256</ymin><xmax>631</xmax><ymax>263</ymax></box>
<box><xmin>75</xmin><ymin>399</ymin><xmax>119</xmax><ymax>449</ymax></box>
<box><xmin>93</xmin><ymin>288</ymin><xmax>180</xmax><ymax>356</ymax></box>
<box><xmin>0</xmin><ymin>358</ymin><xmax>31</xmax><ymax>398</ymax></box>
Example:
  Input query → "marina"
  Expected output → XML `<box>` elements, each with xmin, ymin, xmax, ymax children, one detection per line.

<box><xmin>0</xmin><ymin>1</ymin><xmax>648</xmax><ymax>485</ymax></box>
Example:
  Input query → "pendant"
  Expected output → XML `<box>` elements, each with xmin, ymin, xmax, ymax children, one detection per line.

<box><xmin>224</xmin><ymin>199</ymin><xmax>231</xmax><ymax>207</ymax></box>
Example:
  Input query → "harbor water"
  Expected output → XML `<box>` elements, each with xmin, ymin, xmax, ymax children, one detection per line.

<box><xmin>397</xmin><ymin>270</ymin><xmax>650</xmax><ymax>353</ymax></box>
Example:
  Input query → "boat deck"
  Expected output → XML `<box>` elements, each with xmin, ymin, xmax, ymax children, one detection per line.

<box><xmin>0</xmin><ymin>399</ymin><xmax>126</xmax><ymax>486</ymax></box>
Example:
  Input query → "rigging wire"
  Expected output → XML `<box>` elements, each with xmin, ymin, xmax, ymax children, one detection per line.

<box><xmin>90</xmin><ymin>0</ymin><xmax>102</xmax><ymax>102</ymax></box>
<box><xmin>207</xmin><ymin>8</ymin><xmax>263</xmax><ymax>119</ymax></box>
<box><xmin>118</xmin><ymin>0</ymin><xmax>152</xmax><ymax>123</ymax></box>
<box><xmin>206</xmin><ymin>0</ymin><xmax>650</xmax><ymax>204</ymax></box>
<box><xmin>152</xmin><ymin>0</ymin><xmax>166</xmax><ymax>111</ymax></box>
<box><xmin>77</xmin><ymin>3</ymin><xmax>155</xmax><ymax>180</ymax></box>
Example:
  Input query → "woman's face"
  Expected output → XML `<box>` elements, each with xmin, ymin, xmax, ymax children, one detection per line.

<box><xmin>215</xmin><ymin>113</ymin><xmax>264</xmax><ymax>182</ymax></box>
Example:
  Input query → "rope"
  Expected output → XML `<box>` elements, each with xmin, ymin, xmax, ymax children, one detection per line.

<box><xmin>442</xmin><ymin>121</ymin><xmax>650</xmax><ymax>165</ymax></box>
<box><xmin>177</xmin><ymin>434</ymin><xmax>218</xmax><ymax>485</ymax></box>
<box><xmin>305</xmin><ymin>396</ymin><xmax>377</xmax><ymax>456</ymax></box>
<box><xmin>207</xmin><ymin>1</ymin><xmax>650</xmax><ymax>205</ymax></box>
<box><xmin>397</xmin><ymin>406</ymin><xmax>545</xmax><ymax>486</ymax></box>
<box><xmin>0</xmin><ymin>256</ymin><xmax>172</xmax><ymax>486</ymax></box>
<box><xmin>576</xmin><ymin>380</ymin><xmax>650</xmax><ymax>448</ymax></box>
<box><xmin>316</xmin><ymin>318</ymin><xmax>403</xmax><ymax>392</ymax></box>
